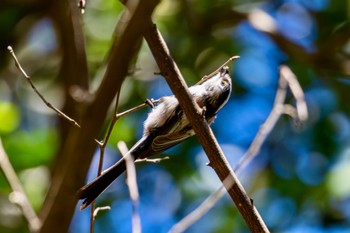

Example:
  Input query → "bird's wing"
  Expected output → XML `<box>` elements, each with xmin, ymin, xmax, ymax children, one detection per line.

<box><xmin>151</xmin><ymin>127</ymin><xmax>194</xmax><ymax>152</ymax></box>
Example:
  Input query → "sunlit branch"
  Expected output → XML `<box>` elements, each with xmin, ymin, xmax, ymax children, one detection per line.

<box><xmin>116</xmin><ymin>99</ymin><xmax>159</xmax><ymax>120</ymax></box>
<box><xmin>280</xmin><ymin>65</ymin><xmax>308</xmax><ymax>122</ymax></box>
<box><xmin>169</xmin><ymin>174</ymin><xmax>236</xmax><ymax>233</ymax></box>
<box><xmin>89</xmin><ymin>86</ymin><xmax>122</xmax><ymax>233</ymax></box>
<box><xmin>234</xmin><ymin>65</ymin><xmax>308</xmax><ymax>172</ymax></box>
<box><xmin>0</xmin><ymin>138</ymin><xmax>41</xmax><ymax>233</ymax></box>
<box><xmin>197</xmin><ymin>56</ymin><xmax>240</xmax><ymax>85</ymax></box>
<box><xmin>93</xmin><ymin>206</ymin><xmax>111</xmax><ymax>220</ymax></box>
<box><xmin>117</xmin><ymin>141</ymin><xmax>141</xmax><ymax>233</ymax></box>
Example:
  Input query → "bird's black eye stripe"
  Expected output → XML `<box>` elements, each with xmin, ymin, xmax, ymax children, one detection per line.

<box><xmin>220</xmin><ymin>66</ymin><xmax>229</xmax><ymax>76</ymax></box>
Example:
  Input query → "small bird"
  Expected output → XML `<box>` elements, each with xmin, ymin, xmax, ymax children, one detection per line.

<box><xmin>77</xmin><ymin>66</ymin><xmax>232</xmax><ymax>210</ymax></box>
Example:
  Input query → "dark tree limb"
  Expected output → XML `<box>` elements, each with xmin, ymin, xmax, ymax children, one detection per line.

<box><xmin>143</xmin><ymin>23</ymin><xmax>269</xmax><ymax>232</ymax></box>
<box><xmin>49</xmin><ymin>0</ymin><xmax>90</xmax><ymax>149</ymax></box>
<box><xmin>39</xmin><ymin>1</ymin><xmax>159</xmax><ymax>232</ymax></box>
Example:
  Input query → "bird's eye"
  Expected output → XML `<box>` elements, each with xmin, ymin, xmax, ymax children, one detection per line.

<box><xmin>221</xmin><ymin>79</ymin><xmax>229</xmax><ymax>87</ymax></box>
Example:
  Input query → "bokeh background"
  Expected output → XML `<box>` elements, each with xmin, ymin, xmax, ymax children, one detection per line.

<box><xmin>1</xmin><ymin>0</ymin><xmax>350</xmax><ymax>232</ymax></box>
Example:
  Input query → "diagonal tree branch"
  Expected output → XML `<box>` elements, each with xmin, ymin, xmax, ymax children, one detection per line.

<box><xmin>143</xmin><ymin>22</ymin><xmax>269</xmax><ymax>232</ymax></box>
<box><xmin>169</xmin><ymin>65</ymin><xmax>308</xmax><ymax>233</ymax></box>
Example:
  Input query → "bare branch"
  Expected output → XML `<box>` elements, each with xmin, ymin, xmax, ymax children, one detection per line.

<box><xmin>117</xmin><ymin>141</ymin><xmax>141</xmax><ymax>233</ymax></box>
<box><xmin>89</xmin><ymin>96</ymin><xmax>159</xmax><ymax>231</ymax></box>
<box><xmin>235</xmin><ymin>65</ymin><xmax>308</xmax><ymax>173</ymax></box>
<box><xmin>7</xmin><ymin>46</ymin><xmax>81</xmax><ymax>129</ymax></box>
<box><xmin>7</xmin><ymin>45</ymin><xmax>108</xmax><ymax>150</ymax></box>
<box><xmin>0</xmin><ymin>138</ymin><xmax>41</xmax><ymax>233</ymax></box>
<box><xmin>248</xmin><ymin>9</ymin><xmax>277</xmax><ymax>34</ymax></box>
<box><xmin>116</xmin><ymin>99</ymin><xmax>159</xmax><ymax>120</ymax></box>
<box><xmin>93</xmin><ymin>206</ymin><xmax>111</xmax><ymax>220</ymax></box>
<box><xmin>170</xmin><ymin>187</ymin><xmax>226</xmax><ymax>233</ymax></box>
<box><xmin>280</xmin><ymin>65</ymin><xmax>308</xmax><ymax>122</ymax></box>
<box><xmin>143</xmin><ymin>23</ymin><xmax>269</xmax><ymax>232</ymax></box>
<box><xmin>197</xmin><ymin>56</ymin><xmax>240</xmax><ymax>84</ymax></box>
<box><xmin>234</xmin><ymin>73</ymin><xmax>289</xmax><ymax>172</ymax></box>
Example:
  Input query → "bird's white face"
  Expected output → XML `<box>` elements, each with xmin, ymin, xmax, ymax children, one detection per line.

<box><xmin>193</xmin><ymin>66</ymin><xmax>232</xmax><ymax>115</ymax></box>
<box><xmin>143</xmin><ymin>66</ymin><xmax>232</xmax><ymax>138</ymax></box>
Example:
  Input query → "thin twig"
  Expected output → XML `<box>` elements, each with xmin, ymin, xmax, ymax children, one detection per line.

<box><xmin>7</xmin><ymin>46</ymin><xmax>106</xmax><ymax>148</ymax></box>
<box><xmin>117</xmin><ymin>141</ymin><xmax>141</xmax><ymax>233</ymax></box>
<box><xmin>93</xmin><ymin>206</ymin><xmax>111</xmax><ymax>219</ymax></box>
<box><xmin>89</xmin><ymin>202</ymin><xmax>95</xmax><ymax>233</ymax></box>
<box><xmin>0</xmin><ymin>138</ymin><xmax>41</xmax><ymax>233</ymax></box>
<box><xmin>279</xmin><ymin>65</ymin><xmax>308</xmax><ymax>122</ymax></box>
<box><xmin>197</xmin><ymin>56</ymin><xmax>240</xmax><ymax>84</ymax></box>
<box><xmin>116</xmin><ymin>99</ymin><xmax>159</xmax><ymax>120</ymax></box>
<box><xmin>89</xmin><ymin>89</ymin><xmax>123</xmax><ymax>233</ymax></box>
<box><xmin>170</xmin><ymin>165</ymin><xmax>246</xmax><ymax>233</ymax></box>
<box><xmin>169</xmin><ymin>177</ymin><xmax>231</xmax><ymax>233</ymax></box>
<box><xmin>7</xmin><ymin>46</ymin><xmax>81</xmax><ymax>128</ymax></box>
<box><xmin>89</xmin><ymin>82</ymin><xmax>159</xmax><ymax>230</ymax></box>
<box><xmin>89</xmin><ymin>96</ymin><xmax>159</xmax><ymax>229</ymax></box>
<box><xmin>88</xmin><ymin>80</ymin><xmax>159</xmax><ymax>231</ymax></box>
<box><xmin>89</xmin><ymin>97</ymin><xmax>160</xmax><ymax>231</ymax></box>
<box><xmin>235</xmin><ymin>65</ymin><xmax>308</xmax><ymax>172</ymax></box>
<box><xmin>233</xmin><ymin>72</ymin><xmax>288</xmax><ymax>172</ymax></box>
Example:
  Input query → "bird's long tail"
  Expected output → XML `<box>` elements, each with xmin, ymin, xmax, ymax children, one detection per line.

<box><xmin>77</xmin><ymin>136</ymin><xmax>151</xmax><ymax>210</ymax></box>
<box><xmin>77</xmin><ymin>157</ymin><xmax>129</xmax><ymax>210</ymax></box>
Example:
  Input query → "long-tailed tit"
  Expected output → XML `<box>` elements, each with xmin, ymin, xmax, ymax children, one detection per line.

<box><xmin>78</xmin><ymin>66</ymin><xmax>232</xmax><ymax>209</ymax></box>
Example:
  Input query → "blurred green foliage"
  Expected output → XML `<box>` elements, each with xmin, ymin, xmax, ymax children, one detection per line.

<box><xmin>0</xmin><ymin>102</ymin><xmax>20</xmax><ymax>134</ymax></box>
